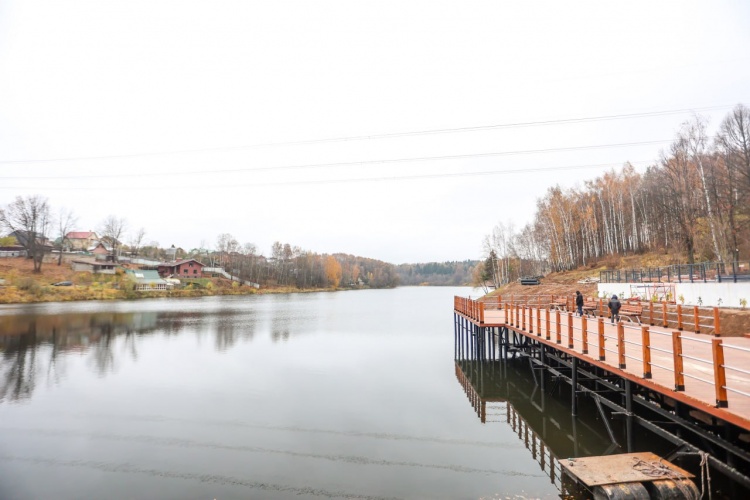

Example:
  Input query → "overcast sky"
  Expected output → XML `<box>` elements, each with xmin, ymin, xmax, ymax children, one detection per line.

<box><xmin>1</xmin><ymin>1</ymin><xmax>749</xmax><ymax>264</ymax></box>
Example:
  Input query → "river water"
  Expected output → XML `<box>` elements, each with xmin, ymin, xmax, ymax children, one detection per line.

<box><xmin>0</xmin><ymin>287</ymin><xmax>627</xmax><ymax>499</ymax></box>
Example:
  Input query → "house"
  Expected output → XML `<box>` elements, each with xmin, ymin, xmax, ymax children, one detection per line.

<box><xmin>88</xmin><ymin>242</ymin><xmax>112</xmax><ymax>256</ymax></box>
<box><xmin>65</xmin><ymin>231</ymin><xmax>99</xmax><ymax>251</ymax></box>
<box><xmin>71</xmin><ymin>258</ymin><xmax>117</xmax><ymax>274</ymax></box>
<box><xmin>157</xmin><ymin>259</ymin><xmax>205</xmax><ymax>278</ymax></box>
<box><xmin>0</xmin><ymin>245</ymin><xmax>28</xmax><ymax>258</ymax></box>
<box><xmin>6</xmin><ymin>230</ymin><xmax>52</xmax><ymax>250</ymax></box>
<box><xmin>125</xmin><ymin>269</ymin><xmax>170</xmax><ymax>291</ymax></box>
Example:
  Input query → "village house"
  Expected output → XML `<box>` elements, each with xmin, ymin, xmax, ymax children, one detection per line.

<box><xmin>88</xmin><ymin>242</ymin><xmax>112</xmax><ymax>256</ymax></box>
<box><xmin>125</xmin><ymin>269</ymin><xmax>170</xmax><ymax>291</ymax></box>
<box><xmin>70</xmin><ymin>258</ymin><xmax>117</xmax><ymax>274</ymax></box>
<box><xmin>65</xmin><ymin>231</ymin><xmax>99</xmax><ymax>251</ymax></box>
<box><xmin>0</xmin><ymin>245</ymin><xmax>27</xmax><ymax>258</ymax></box>
<box><xmin>157</xmin><ymin>258</ymin><xmax>205</xmax><ymax>278</ymax></box>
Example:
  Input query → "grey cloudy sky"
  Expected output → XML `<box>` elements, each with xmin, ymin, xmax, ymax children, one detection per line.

<box><xmin>1</xmin><ymin>1</ymin><xmax>749</xmax><ymax>264</ymax></box>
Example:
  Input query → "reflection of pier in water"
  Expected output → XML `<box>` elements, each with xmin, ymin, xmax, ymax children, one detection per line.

<box><xmin>454</xmin><ymin>298</ymin><xmax>750</xmax><ymax>496</ymax></box>
<box><xmin>455</xmin><ymin>359</ymin><xmax>619</xmax><ymax>494</ymax></box>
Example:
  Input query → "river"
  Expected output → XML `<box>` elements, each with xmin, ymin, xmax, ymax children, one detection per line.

<box><xmin>1</xmin><ymin>287</ymin><xmax>626</xmax><ymax>499</ymax></box>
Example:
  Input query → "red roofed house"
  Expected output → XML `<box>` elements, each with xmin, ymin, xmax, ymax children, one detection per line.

<box><xmin>66</xmin><ymin>231</ymin><xmax>99</xmax><ymax>251</ymax></box>
<box><xmin>157</xmin><ymin>259</ymin><xmax>205</xmax><ymax>278</ymax></box>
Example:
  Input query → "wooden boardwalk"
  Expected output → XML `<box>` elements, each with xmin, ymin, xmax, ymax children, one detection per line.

<box><xmin>455</xmin><ymin>297</ymin><xmax>750</xmax><ymax>432</ymax></box>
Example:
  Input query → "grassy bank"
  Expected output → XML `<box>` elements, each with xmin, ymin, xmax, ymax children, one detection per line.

<box><xmin>0</xmin><ymin>257</ymin><xmax>329</xmax><ymax>304</ymax></box>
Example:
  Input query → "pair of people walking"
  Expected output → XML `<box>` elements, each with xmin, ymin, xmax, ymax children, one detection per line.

<box><xmin>575</xmin><ymin>290</ymin><xmax>621</xmax><ymax>323</ymax></box>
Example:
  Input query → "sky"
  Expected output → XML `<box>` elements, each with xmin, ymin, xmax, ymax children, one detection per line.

<box><xmin>1</xmin><ymin>1</ymin><xmax>749</xmax><ymax>264</ymax></box>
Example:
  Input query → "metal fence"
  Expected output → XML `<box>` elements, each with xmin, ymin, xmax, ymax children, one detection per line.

<box><xmin>600</xmin><ymin>261</ymin><xmax>750</xmax><ymax>284</ymax></box>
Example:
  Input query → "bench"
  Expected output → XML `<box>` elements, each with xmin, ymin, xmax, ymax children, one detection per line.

<box><xmin>617</xmin><ymin>303</ymin><xmax>643</xmax><ymax>324</ymax></box>
<box><xmin>551</xmin><ymin>301</ymin><xmax>568</xmax><ymax>311</ymax></box>
<box><xmin>582</xmin><ymin>301</ymin><xmax>599</xmax><ymax>316</ymax></box>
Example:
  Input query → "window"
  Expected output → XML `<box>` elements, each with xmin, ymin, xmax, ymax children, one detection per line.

<box><xmin>193</xmin><ymin>269</ymin><xmax>197</xmax><ymax>274</ymax></box>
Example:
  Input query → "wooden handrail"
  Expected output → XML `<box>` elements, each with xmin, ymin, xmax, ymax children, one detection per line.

<box><xmin>617</xmin><ymin>322</ymin><xmax>626</xmax><ymax>369</ymax></box>
<box><xmin>536</xmin><ymin>307</ymin><xmax>542</xmax><ymax>337</ymax></box>
<box><xmin>641</xmin><ymin>326</ymin><xmax>652</xmax><ymax>379</ymax></box>
<box><xmin>581</xmin><ymin>315</ymin><xmax>588</xmax><ymax>354</ymax></box>
<box><xmin>672</xmin><ymin>331</ymin><xmax>685</xmax><ymax>391</ymax></box>
<box><xmin>712</xmin><ymin>338</ymin><xmax>728</xmax><ymax>408</ymax></box>
<box><xmin>714</xmin><ymin>307</ymin><xmax>720</xmax><ymax>336</ymax></box>
<box><xmin>598</xmin><ymin>317</ymin><xmax>605</xmax><ymax>361</ymax></box>
<box><xmin>694</xmin><ymin>306</ymin><xmax>700</xmax><ymax>334</ymax></box>
<box><xmin>567</xmin><ymin>312</ymin><xmax>574</xmax><ymax>349</ymax></box>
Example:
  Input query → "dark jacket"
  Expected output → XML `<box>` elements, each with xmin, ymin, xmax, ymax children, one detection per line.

<box><xmin>575</xmin><ymin>294</ymin><xmax>584</xmax><ymax>307</ymax></box>
<box><xmin>608</xmin><ymin>297</ymin><xmax>621</xmax><ymax>314</ymax></box>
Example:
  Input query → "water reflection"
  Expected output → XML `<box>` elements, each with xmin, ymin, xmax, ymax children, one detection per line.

<box><xmin>0</xmin><ymin>308</ymin><xmax>257</xmax><ymax>403</ymax></box>
<box><xmin>454</xmin><ymin>358</ymin><xmax>624</xmax><ymax>496</ymax></box>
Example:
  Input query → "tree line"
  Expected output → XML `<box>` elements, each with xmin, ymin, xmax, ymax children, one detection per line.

<box><xmin>0</xmin><ymin>202</ymin><xmax>399</xmax><ymax>289</ymax></box>
<box><xmin>396</xmin><ymin>260</ymin><xmax>477</xmax><ymax>286</ymax></box>
<box><xmin>198</xmin><ymin>235</ymin><xmax>399</xmax><ymax>289</ymax></box>
<box><xmin>479</xmin><ymin>104</ymin><xmax>750</xmax><ymax>286</ymax></box>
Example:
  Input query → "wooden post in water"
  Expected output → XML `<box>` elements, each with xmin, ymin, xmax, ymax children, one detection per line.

<box><xmin>672</xmin><ymin>331</ymin><xmax>685</xmax><ymax>391</ymax></box>
<box><xmin>641</xmin><ymin>326</ymin><xmax>652</xmax><ymax>378</ymax></box>
<box><xmin>712</xmin><ymin>337</ymin><xmax>728</xmax><ymax>408</ymax></box>
<box><xmin>598</xmin><ymin>317</ymin><xmax>605</xmax><ymax>361</ymax></box>
<box><xmin>617</xmin><ymin>322</ymin><xmax>626</xmax><ymax>368</ymax></box>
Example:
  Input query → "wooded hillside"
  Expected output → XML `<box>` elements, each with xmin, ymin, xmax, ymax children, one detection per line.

<box><xmin>479</xmin><ymin>104</ymin><xmax>750</xmax><ymax>286</ymax></box>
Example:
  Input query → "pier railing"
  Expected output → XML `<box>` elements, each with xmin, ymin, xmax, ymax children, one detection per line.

<box><xmin>455</xmin><ymin>296</ymin><xmax>750</xmax><ymax>413</ymax></box>
<box><xmin>477</xmin><ymin>294</ymin><xmax>720</xmax><ymax>335</ymax></box>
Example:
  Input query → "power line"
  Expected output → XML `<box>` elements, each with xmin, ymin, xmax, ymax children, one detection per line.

<box><xmin>0</xmin><ymin>104</ymin><xmax>732</xmax><ymax>166</ymax></box>
<box><xmin>0</xmin><ymin>160</ymin><xmax>651</xmax><ymax>191</ymax></box>
<box><xmin>0</xmin><ymin>139</ymin><xmax>670</xmax><ymax>181</ymax></box>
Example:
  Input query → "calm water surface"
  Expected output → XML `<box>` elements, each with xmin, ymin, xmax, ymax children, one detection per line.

<box><xmin>0</xmin><ymin>287</ymin><xmax>613</xmax><ymax>499</ymax></box>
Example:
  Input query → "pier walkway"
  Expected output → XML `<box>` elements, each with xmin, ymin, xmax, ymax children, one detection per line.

<box><xmin>455</xmin><ymin>296</ymin><xmax>750</xmax><ymax>431</ymax></box>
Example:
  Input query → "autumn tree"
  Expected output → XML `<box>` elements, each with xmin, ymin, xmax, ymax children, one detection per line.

<box><xmin>0</xmin><ymin>195</ymin><xmax>52</xmax><ymax>272</ymax></box>
<box><xmin>324</xmin><ymin>255</ymin><xmax>342</xmax><ymax>288</ymax></box>
<box><xmin>716</xmin><ymin>104</ymin><xmax>750</xmax><ymax>263</ymax></box>
<box><xmin>98</xmin><ymin>215</ymin><xmax>127</xmax><ymax>262</ymax></box>
<box><xmin>55</xmin><ymin>207</ymin><xmax>78</xmax><ymax>266</ymax></box>
<box><xmin>128</xmin><ymin>227</ymin><xmax>146</xmax><ymax>258</ymax></box>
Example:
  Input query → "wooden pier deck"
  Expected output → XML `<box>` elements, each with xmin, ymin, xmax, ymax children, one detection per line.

<box><xmin>454</xmin><ymin>296</ymin><xmax>750</xmax><ymax>432</ymax></box>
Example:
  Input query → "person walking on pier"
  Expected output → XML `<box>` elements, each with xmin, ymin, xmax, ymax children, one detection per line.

<box><xmin>608</xmin><ymin>295</ymin><xmax>621</xmax><ymax>324</ymax></box>
<box><xmin>575</xmin><ymin>291</ymin><xmax>584</xmax><ymax>317</ymax></box>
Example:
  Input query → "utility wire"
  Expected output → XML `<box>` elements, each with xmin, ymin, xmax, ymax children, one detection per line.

<box><xmin>0</xmin><ymin>104</ymin><xmax>731</xmax><ymax>166</ymax></box>
<box><xmin>0</xmin><ymin>160</ymin><xmax>650</xmax><ymax>191</ymax></box>
<box><xmin>0</xmin><ymin>139</ymin><xmax>669</xmax><ymax>180</ymax></box>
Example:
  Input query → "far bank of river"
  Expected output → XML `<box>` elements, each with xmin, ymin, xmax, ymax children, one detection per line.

<box><xmin>0</xmin><ymin>281</ymin><xmax>363</xmax><ymax>305</ymax></box>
